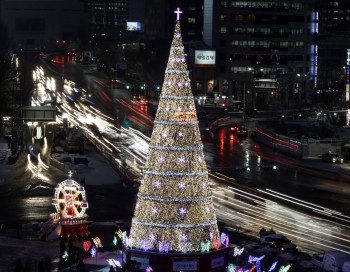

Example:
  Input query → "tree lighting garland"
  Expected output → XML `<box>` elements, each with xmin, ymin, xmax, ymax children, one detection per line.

<box><xmin>128</xmin><ymin>20</ymin><xmax>220</xmax><ymax>253</ymax></box>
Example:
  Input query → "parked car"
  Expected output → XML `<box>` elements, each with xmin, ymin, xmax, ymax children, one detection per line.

<box><xmin>260</xmin><ymin>233</ymin><xmax>297</xmax><ymax>253</ymax></box>
<box><xmin>228</xmin><ymin>125</ymin><xmax>248</xmax><ymax>137</ymax></box>
<box><xmin>321</xmin><ymin>152</ymin><xmax>344</xmax><ymax>164</ymax></box>
<box><xmin>312</xmin><ymin>251</ymin><xmax>350</xmax><ymax>272</ymax></box>
<box><xmin>132</xmin><ymin>95</ymin><xmax>148</xmax><ymax>105</ymax></box>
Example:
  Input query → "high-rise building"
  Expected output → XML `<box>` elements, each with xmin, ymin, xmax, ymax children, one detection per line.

<box><xmin>204</xmin><ymin>0</ymin><xmax>316</xmax><ymax>110</ymax></box>
<box><xmin>83</xmin><ymin>0</ymin><xmax>128</xmax><ymax>39</ymax></box>
<box><xmin>316</xmin><ymin>0</ymin><xmax>350</xmax><ymax>95</ymax></box>
<box><xmin>0</xmin><ymin>0</ymin><xmax>87</xmax><ymax>51</ymax></box>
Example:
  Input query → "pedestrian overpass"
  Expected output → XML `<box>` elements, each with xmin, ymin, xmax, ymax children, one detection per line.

<box><xmin>20</xmin><ymin>106</ymin><xmax>56</xmax><ymax>122</ymax></box>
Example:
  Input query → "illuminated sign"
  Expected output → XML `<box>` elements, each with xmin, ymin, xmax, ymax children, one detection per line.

<box><xmin>127</xmin><ymin>22</ymin><xmax>141</xmax><ymax>31</ymax></box>
<box><xmin>130</xmin><ymin>255</ymin><xmax>149</xmax><ymax>270</ymax></box>
<box><xmin>175</xmin><ymin>111</ymin><xmax>196</xmax><ymax>122</ymax></box>
<box><xmin>172</xmin><ymin>260</ymin><xmax>198</xmax><ymax>271</ymax></box>
<box><xmin>346</xmin><ymin>49</ymin><xmax>350</xmax><ymax>101</ymax></box>
<box><xmin>195</xmin><ymin>50</ymin><xmax>216</xmax><ymax>67</ymax></box>
<box><xmin>211</xmin><ymin>255</ymin><xmax>225</xmax><ymax>269</ymax></box>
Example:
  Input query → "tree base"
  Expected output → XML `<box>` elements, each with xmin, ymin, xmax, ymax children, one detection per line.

<box><xmin>122</xmin><ymin>244</ymin><xmax>229</xmax><ymax>272</ymax></box>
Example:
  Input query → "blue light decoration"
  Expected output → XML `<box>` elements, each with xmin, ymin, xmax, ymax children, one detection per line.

<box><xmin>248</xmin><ymin>255</ymin><xmax>265</xmax><ymax>264</ymax></box>
<box><xmin>146</xmin><ymin>265</ymin><xmax>153</xmax><ymax>272</ymax></box>
<box><xmin>158</xmin><ymin>242</ymin><xmax>170</xmax><ymax>253</ymax></box>
<box><xmin>140</xmin><ymin>240</ymin><xmax>152</xmax><ymax>251</ymax></box>
<box><xmin>90</xmin><ymin>246</ymin><xmax>97</xmax><ymax>258</ymax></box>
<box><xmin>220</xmin><ymin>232</ymin><xmax>227</xmax><ymax>245</ymax></box>
<box><xmin>268</xmin><ymin>261</ymin><xmax>278</xmax><ymax>272</ymax></box>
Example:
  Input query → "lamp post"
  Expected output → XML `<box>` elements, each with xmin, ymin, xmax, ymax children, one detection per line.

<box><xmin>243</xmin><ymin>67</ymin><xmax>253</xmax><ymax>120</ymax></box>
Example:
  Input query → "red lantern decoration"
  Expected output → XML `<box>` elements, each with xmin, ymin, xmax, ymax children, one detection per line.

<box><xmin>83</xmin><ymin>240</ymin><xmax>91</xmax><ymax>252</ymax></box>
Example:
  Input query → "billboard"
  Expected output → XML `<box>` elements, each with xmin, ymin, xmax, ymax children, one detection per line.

<box><xmin>195</xmin><ymin>50</ymin><xmax>216</xmax><ymax>67</ymax></box>
<box><xmin>127</xmin><ymin>22</ymin><xmax>141</xmax><ymax>31</ymax></box>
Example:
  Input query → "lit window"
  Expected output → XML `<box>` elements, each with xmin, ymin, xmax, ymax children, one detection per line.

<box><xmin>221</xmin><ymin>27</ymin><xmax>227</xmax><ymax>34</ymax></box>
<box><xmin>188</xmin><ymin>17</ymin><xmax>196</xmax><ymax>23</ymax></box>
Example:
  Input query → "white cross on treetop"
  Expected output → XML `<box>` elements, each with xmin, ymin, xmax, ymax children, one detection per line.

<box><xmin>174</xmin><ymin>7</ymin><xmax>183</xmax><ymax>20</ymax></box>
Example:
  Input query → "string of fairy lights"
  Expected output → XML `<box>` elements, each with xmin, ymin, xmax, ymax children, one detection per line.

<box><xmin>128</xmin><ymin>20</ymin><xmax>221</xmax><ymax>253</ymax></box>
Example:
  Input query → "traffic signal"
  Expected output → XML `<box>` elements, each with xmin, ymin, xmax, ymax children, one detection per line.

<box><xmin>156</xmin><ymin>86</ymin><xmax>160</xmax><ymax>91</ymax></box>
<box><xmin>126</xmin><ymin>85</ymin><xmax>130</xmax><ymax>90</ymax></box>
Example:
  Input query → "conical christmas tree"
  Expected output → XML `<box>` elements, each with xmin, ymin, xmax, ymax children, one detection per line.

<box><xmin>128</xmin><ymin>19</ymin><xmax>220</xmax><ymax>253</ymax></box>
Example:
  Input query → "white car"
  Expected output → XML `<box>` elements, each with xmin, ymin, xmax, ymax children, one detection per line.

<box><xmin>260</xmin><ymin>233</ymin><xmax>297</xmax><ymax>253</ymax></box>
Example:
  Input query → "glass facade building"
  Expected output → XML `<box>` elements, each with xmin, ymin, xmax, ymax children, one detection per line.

<box><xmin>205</xmin><ymin>0</ymin><xmax>316</xmax><ymax>110</ymax></box>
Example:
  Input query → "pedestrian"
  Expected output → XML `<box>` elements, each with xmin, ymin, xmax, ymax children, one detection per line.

<box><xmin>59</xmin><ymin>238</ymin><xmax>66</xmax><ymax>258</ymax></box>
<box><xmin>81</xmin><ymin>176</ymin><xmax>85</xmax><ymax>186</ymax></box>
<box><xmin>14</xmin><ymin>258</ymin><xmax>22</xmax><ymax>272</ymax></box>
<box><xmin>17</xmin><ymin>223</ymin><xmax>21</xmax><ymax>239</ymax></box>
<box><xmin>77</xmin><ymin>259</ymin><xmax>86</xmax><ymax>272</ymax></box>
<box><xmin>44</xmin><ymin>255</ymin><xmax>51</xmax><ymax>272</ymax></box>
<box><xmin>68</xmin><ymin>238</ymin><xmax>74</xmax><ymax>259</ymax></box>
<box><xmin>109</xmin><ymin>265</ymin><xmax>115</xmax><ymax>272</ymax></box>
<box><xmin>37</xmin><ymin>259</ymin><xmax>45</xmax><ymax>272</ymax></box>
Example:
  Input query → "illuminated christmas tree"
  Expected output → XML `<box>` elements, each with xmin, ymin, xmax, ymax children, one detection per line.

<box><xmin>128</xmin><ymin>13</ymin><xmax>220</xmax><ymax>253</ymax></box>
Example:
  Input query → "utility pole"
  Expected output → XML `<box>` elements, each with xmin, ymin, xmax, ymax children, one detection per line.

<box><xmin>242</xmin><ymin>81</ymin><xmax>246</xmax><ymax>121</ymax></box>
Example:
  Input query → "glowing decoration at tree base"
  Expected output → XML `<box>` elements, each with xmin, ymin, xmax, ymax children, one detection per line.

<box><xmin>268</xmin><ymin>261</ymin><xmax>278</xmax><ymax>271</ymax></box>
<box><xmin>62</xmin><ymin>251</ymin><xmax>69</xmax><ymax>262</ymax></box>
<box><xmin>201</xmin><ymin>241</ymin><xmax>210</xmax><ymax>252</ymax></box>
<box><xmin>113</xmin><ymin>236</ymin><xmax>118</xmax><ymax>246</ymax></box>
<box><xmin>233</xmin><ymin>247</ymin><xmax>244</xmax><ymax>257</ymax></box>
<box><xmin>90</xmin><ymin>246</ymin><xmax>97</xmax><ymax>257</ymax></box>
<box><xmin>214</xmin><ymin>239</ymin><xmax>221</xmax><ymax>250</ymax></box>
<box><xmin>159</xmin><ymin>242</ymin><xmax>170</xmax><ymax>253</ymax></box>
<box><xmin>83</xmin><ymin>240</ymin><xmax>91</xmax><ymax>252</ymax></box>
<box><xmin>92</xmin><ymin>236</ymin><xmax>102</xmax><ymax>248</ymax></box>
<box><xmin>278</xmin><ymin>264</ymin><xmax>292</xmax><ymax>272</ymax></box>
<box><xmin>179</xmin><ymin>242</ymin><xmax>192</xmax><ymax>253</ymax></box>
<box><xmin>116</xmin><ymin>229</ymin><xmax>123</xmax><ymax>239</ymax></box>
<box><xmin>107</xmin><ymin>259</ymin><xmax>122</xmax><ymax>268</ymax></box>
<box><xmin>226</xmin><ymin>264</ymin><xmax>238</xmax><ymax>272</ymax></box>
<box><xmin>146</xmin><ymin>266</ymin><xmax>153</xmax><ymax>272</ymax></box>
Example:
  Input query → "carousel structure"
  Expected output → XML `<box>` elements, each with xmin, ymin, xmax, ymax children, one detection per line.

<box><xmin>39</xmin><ymin>171</ymin><xmax>90</xmax><ymax>240</ymax></box>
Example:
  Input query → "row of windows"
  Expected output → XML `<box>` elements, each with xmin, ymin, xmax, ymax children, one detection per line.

<box><xmin>226</xmin><ymin>54</ymin><xmax>306</xmax><ymax>63</ymax></box>
<box><xmin>227</xmin><ymin>66</ymin><xmax>306</xmax><ymax>75</ymax></box>
<box><xmin>220</xmin><ymin>14</ymin><xmax>308</xmax><ymax>24</ymax></box>
<box><xmin>221</xmin><ymin>27</ymin><xmax>305</xmax><ymax>35</ymax></box>
<box><xmin>230</xmin><ymin>40</ymin><xmax>305</xmax><ymax>49</ymax></box>
<box><xmin>16</xmin><ymin>18</ymin><xmax>45</xmax><ymax>32</ymax></box>
<box><xmin>221</xmin><ymin>1</ymin><xmax>305</xmax><ymax>10</ymax></box>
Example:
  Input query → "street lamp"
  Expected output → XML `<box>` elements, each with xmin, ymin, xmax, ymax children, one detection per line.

<box><xmin>243</xmin><ymin>68</ymin><xmax>253</xmax><ymax>120</ymax></box>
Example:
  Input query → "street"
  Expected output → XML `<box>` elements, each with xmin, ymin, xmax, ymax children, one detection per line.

<box><xmin>1</xmin><ymin>55</ymin><xmax>350</xmax><ymax>257</ymax></box>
